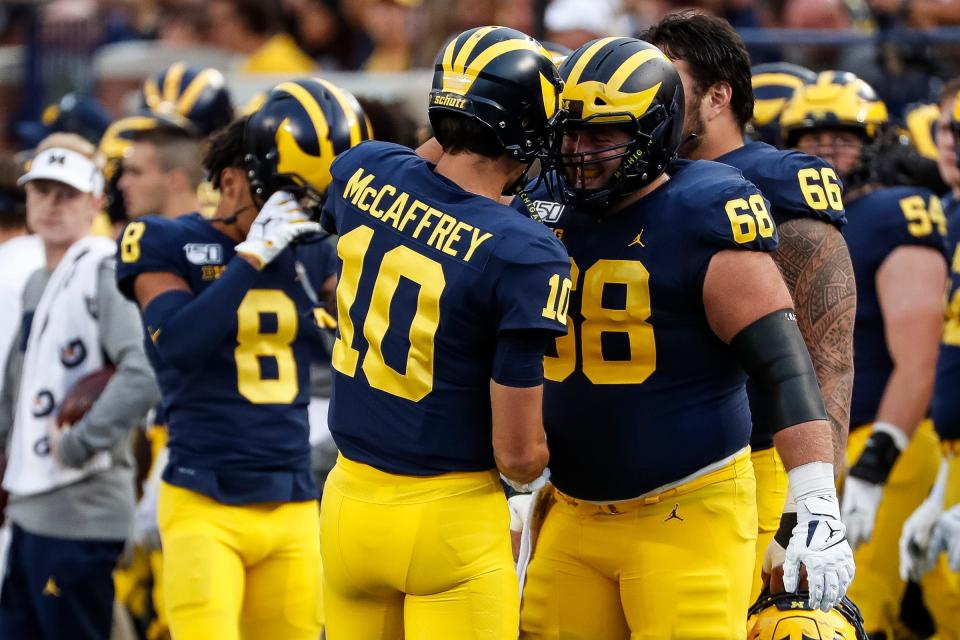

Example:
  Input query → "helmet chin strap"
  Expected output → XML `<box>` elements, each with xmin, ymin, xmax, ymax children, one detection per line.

<box><xmin>211</xmin><ymin>203</ymin><xmax>255</xmax><ymax>225</ymax></box>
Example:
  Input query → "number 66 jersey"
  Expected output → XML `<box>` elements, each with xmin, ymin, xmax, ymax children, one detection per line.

<box><xmin>116</xmin><ymin>213</ymin><xmax>337</xmax><ymax>505</ymax></box>
<box><xmin>520</xmin><ymin>159</ymin><xmax>779</xmax><ymax>501</ymax></box>
<box><xmin>320</xmin><ymin>141</ymin><xmax>571</xmax><ymax>475</ymax></box>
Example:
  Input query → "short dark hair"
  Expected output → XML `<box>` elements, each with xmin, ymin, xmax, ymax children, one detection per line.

<box><xmin>640</xmin><ymin>11</ymin><xmax>754</xmax><ymax>131</ymax></box>
<box><xmin>939</xmin><ymin>77</ymin><xmax>960</xmax><ymax>107</ymax></box>
<box><xmin>130</xmin><ymin>125</ymin><xmax>204</xmax><ymax>187</ymax></box>
<box><xmin>203</xmin><ymin>116</ymin><xmax>248</xmax><ymax>190</ymax></box>
<box><xmin>433</xmin><ymin>113</ymin><xmax>506</xmax><ymax>159</ymax></box>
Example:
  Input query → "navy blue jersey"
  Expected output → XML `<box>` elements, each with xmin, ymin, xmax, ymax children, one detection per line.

<box><xmin>320</xmin><ymin>141</ymin><xmax>570</xmax><ymax>476</ymax></box>
<box><xmin>518</xmin><ymin>160</ymin><xmax>778</xmax><ymax>501</ymax></box>
<box><xmin>716</xmin><ymin>141</ymin><xmax>847</xmax><ymax>452</ymax></box>
<box><xmin>116</xmin><ymin>213</ymin><xmax>337</xmax><ymax>504</ymax></box>
<box><xmin>933</xmin><ymin>194</ymin><xmax>960</xmax><ymax>441</ymax></box>
<box><xmin>843</xmin><ymin>187</ymin><xmax>949</xmax><ymax>429</ymax></box>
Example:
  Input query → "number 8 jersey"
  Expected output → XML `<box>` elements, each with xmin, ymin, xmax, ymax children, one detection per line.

<box><xmin>116</xmin><ymin>213</ymin><xmax>338</xmax><ymax>504</ymax></box>
<box><xmin>320</xmin><ymin>141</ymin><xmax>571</xmax><ymax>475</ymax></box>
<box><xmin>518</xmin><ymin>160</ymin><xmax>778</xmax><ymax>501</ymax></box>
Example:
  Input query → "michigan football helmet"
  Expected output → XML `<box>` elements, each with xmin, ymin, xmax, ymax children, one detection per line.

<box><xmin>779</xmin><ymin>70</ymin><xmax>889</xmax><ymax>148</ymax></box>
<box><xmin>243</xmin><ymin>77</ymin><xmax>372</xmax><ymax>211</ymax></box>
<box><xmin>428</xmin><ymin>26</ymin><xmax>564</xmax><ymax>163</ymax></box>
<box><xmin>141</xmin><ymin>62</ymin><xmax>234</xmax><ymax>137</ymax></box>
<box><xmin>748</xmin><ymin>591</ymin><xmax>868</xmax><ymax>640</ymax></box>
<box><xmin>554</xmin><ymin>36</ymin><xmax>684</xmax><ymax>210</ymax></box>
<box><xmin>749</xmin><ymin>62</ymin><xmax>816</xmax><ymax>148</ymax></box>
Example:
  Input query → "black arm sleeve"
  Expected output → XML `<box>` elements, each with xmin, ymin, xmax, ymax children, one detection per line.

<box><xmin>730</xmin><ymin>308</ymin><xmax>827</xmax><ymax>433</ymax></box>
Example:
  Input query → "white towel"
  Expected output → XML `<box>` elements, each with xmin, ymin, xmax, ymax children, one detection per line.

<box><xmin>3</xmin><ymin>236</ymin><xmax>115</xmax><ymax>496</ymax></box>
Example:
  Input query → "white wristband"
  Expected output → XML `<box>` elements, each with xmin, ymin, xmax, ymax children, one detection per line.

<box><xmin>873</xmin><ymin>421</ymin><xmax>909</xmax><ymax>451</ymax></box>
<box><xmin>787</xmin><ymin>461</ymin><xmax>836</xmax><ymax>502</ymax></box>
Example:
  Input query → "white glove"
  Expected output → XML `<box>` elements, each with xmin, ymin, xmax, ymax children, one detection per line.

<box><xmin>928</xmin><ymin>504</ymin><xmax>960</xmax><ymax>572</ymax></box>
<box><xmin>842</xmin><ymin>422</ymin><xmax>907</xmax><ymax>550</ymax></box>
<box><xmin>841</xmin><ymin>476</ymin><xmax>884</xmax><ymax>550</ymax></box>
<box><xmin>783</xmin><ymin>462</ymin><xmax>855</xmax><ymax>612</ymax></box>
<box><xmin>501</xmin><ymin>467</ymin><xmax>550</xmax><ymax>494</ymax></box>
<box><xmin>235</xmin><ymin>191</ymin><xmax>320</xmax><ymax>268</ymax></box>
<box><xmin>899</xmin><ymin>459</ymin><xmax>948</xmax><ymax>581</ymax></box>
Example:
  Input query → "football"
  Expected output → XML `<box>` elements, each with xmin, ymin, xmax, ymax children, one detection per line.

<box><xmin>57</xmin><ymin>366</ymin><xmax>116</xmax><ymax>427</ymax></box>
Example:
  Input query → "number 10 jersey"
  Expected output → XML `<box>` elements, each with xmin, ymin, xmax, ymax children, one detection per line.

<box><xmin>321</xmin><ymin>141</ymin><xmax>571</xmax><ymax>476</ymax></box>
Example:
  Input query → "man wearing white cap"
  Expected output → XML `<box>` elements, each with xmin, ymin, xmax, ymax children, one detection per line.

<box><xmin>0</xmin><ymin>133</ymin><xmax>159</xmax><ymax>639</ymax></box>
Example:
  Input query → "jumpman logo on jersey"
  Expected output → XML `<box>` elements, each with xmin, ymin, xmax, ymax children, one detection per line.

<box><xmin>42</xmin><ymin>577</ymin><xmax>60</xmax><ymax>597</ymax></box>
<box><xmin>628</xmin><ymin>230</ymin><xmax>645</xmax><ymax>247</ymax></box>
<box><xmin>664</xmin><ymin>503</ymin><xmax>683</xmax><ymax>522</ymax></box>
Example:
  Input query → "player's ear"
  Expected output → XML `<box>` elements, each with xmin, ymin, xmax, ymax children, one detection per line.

<box><xmin>707</xmin><ymin>81</ymin><xmax>733</xmax><ymax>119</ymax></box>
<box><xmin>217</xmin><ymin>167</ymin><xmax>244</xmax><ymax>200</ymax></box>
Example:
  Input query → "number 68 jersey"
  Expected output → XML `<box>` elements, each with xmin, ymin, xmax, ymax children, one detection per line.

<box><xmin>116</xmin><ymin>212</ymin><xmax>337</xmax><ymax>505</ymax></box>
<box><xmin>520</xmin><ymin>160</ymin><xmax>779</xmax><ymax>501</ymax></box>
<box><xmin>320</xmin><ymin>141</ymin><xmax>571</xmax><ymax>476</ymax></box>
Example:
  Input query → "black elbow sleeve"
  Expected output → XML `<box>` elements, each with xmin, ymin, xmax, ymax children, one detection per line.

<box><xmin>730</xmin><ymin>309</ymin><xmax>827</xmax><ymax>433</ymax></box>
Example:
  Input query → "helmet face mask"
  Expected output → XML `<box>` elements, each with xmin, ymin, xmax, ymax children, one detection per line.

<box><xmin>551</xmin><ymin>38</ymin><xmax>685</xmax><ymax>213</ymax></box>
<box><xmin>554</xmin><ymin>113</ymin><xmax>654</xmax><ymax>210</ymax></box>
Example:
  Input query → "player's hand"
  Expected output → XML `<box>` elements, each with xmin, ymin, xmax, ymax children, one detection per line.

<box><xmin>762</xmin><ymin>505</ymin><xmax>793</xmax><ymax>586</ymax></box>
<box><xmin>784</xmin><ymin>493</ymin><xmax>855</xmax><ymax>612</ymax></box>
<box><xmin>841</xmin><ymin>476</ymin><xmax>884</xmax><ymax>550</ymax></box>
<box><xmin>899</xmin><ymin>459</ymin><xmax>947</xmax><ymax>580</ymax></box>
<box><xmin>928</xmin><ymin>505</ymin><xmax>960</xmax><ymax>572</ymax></box>
<box><xmin>842</xmin><ymin>423</ymin><xmax>906</xmax><ymax>549</ymax></box>
<box><xmin>899</xmin><ymin>493</ymin><xmax>943</xmax><ymax>580</ymax></box>
<box><xmin>501</xmin><ymin>467</ymin><xmax>550</xmax><ymax>494</ymax></box>
<box><xmin>235</xmin><ymin>191</ymin><xmax>320</xmax><ymax>268</ymax></box>
<box><xmin>47</xmin><ymin>420</ymin><xmax>67</xmax><ymax>465</ymax></box>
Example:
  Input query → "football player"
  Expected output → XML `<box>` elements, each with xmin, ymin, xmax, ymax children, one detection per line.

<box><xmin>515</xmin><ymin>37</ymin><xmax>853</xmax><ymax>638</ymax></box>
<box><xmin>318</xmin><ymin>26</ymin><xmax>568</xmax><ymax>639</ymax></box>
<box><xmin>115</xmin><ymin>78</ymin><xmax>370</xmax><ymax>640</ymax></box>
<box><xmin>641</xmin><ymin>13</ymin><xmax>856</xmax><ymax>601</ymax></box>
<box><xmin>898</xmin><ymin>80</ymin><xmax>960</xmax><ymax>636</ymax></box>
<box><xmin>781</xmin><ymin>71</ymin><xmax>949</xmax><ymax>636</ymax></box>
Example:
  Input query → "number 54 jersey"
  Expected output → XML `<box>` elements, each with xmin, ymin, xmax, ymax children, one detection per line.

<box><xmin>116</xmin><ymin>213</ymin><xmax>337</xmax><ymax>505</ymax></box>
<box><xmin>522</xmin><ymin>160</ymin><xmax>778</xmax><ymax>501</ymax></box>
<box><xmin>320</xmin><ymin>141</ymin><xmax>571</xmax><ymax>476</ymax></box>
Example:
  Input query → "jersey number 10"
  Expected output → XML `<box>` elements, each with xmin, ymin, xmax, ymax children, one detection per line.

<box><xmin>331</xmin><ymin>225</ymin><xmax>445</xmax><ymax>402</ymax></box>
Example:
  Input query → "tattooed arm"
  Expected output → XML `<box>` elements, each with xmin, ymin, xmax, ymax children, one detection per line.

<box><xmin>772</xmin><ymin>218</ymin><xmax>857</xmax><ymax>481</ymax></box>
